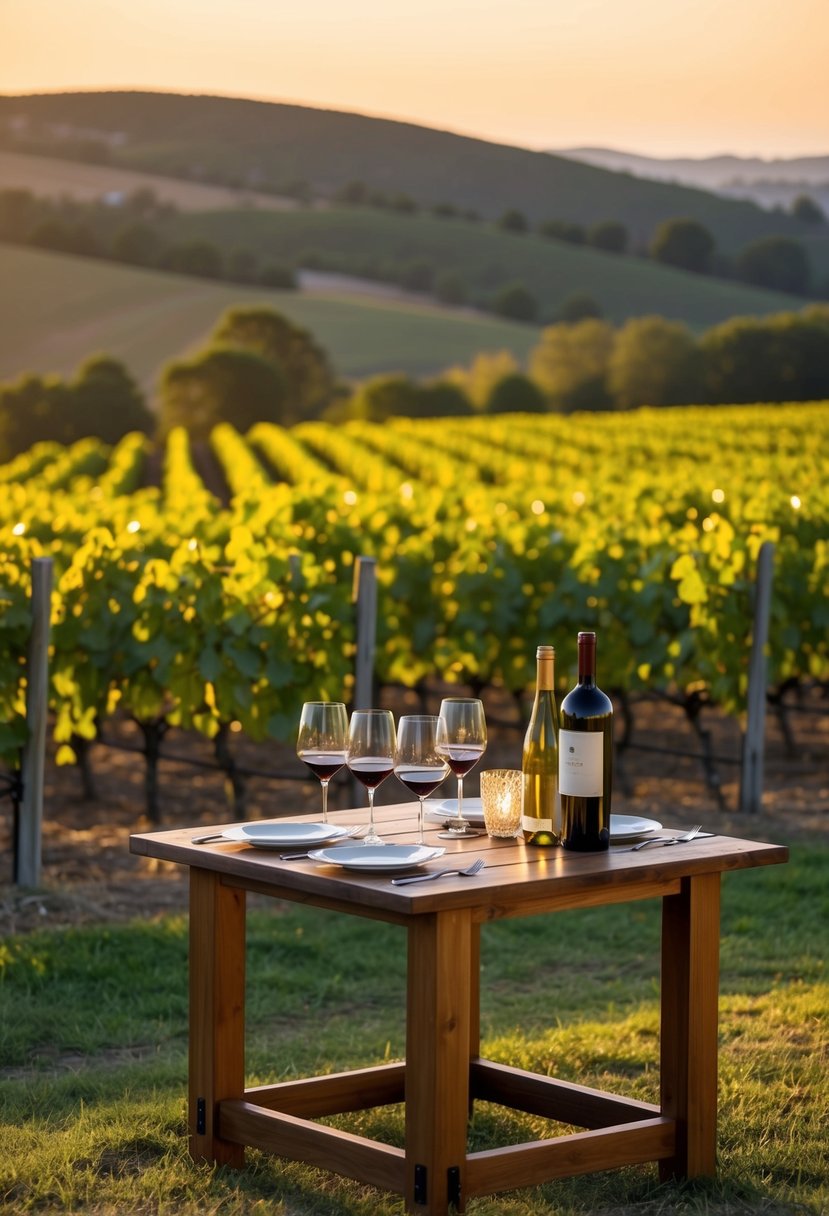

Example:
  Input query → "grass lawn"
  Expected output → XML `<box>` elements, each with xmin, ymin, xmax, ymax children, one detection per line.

<box><xmin>1</xmin><ymin>841</ymin><xmax>826</xmax><ymax>1215</ymax></box>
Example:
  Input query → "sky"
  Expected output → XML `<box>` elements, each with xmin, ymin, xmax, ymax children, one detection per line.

<box><xmin>2</xmin><ymin>0</ymin><xmax>828</xmax><ymax>159</ymax></box>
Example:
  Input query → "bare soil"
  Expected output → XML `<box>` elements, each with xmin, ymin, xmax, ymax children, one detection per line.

<box><xmin>1</xmin><ymin>686</ymin><xmax>826</xmax><ymax>936</ymax></box>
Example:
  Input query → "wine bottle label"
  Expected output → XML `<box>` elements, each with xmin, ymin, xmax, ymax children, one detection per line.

<box><xmin>522</xmin><ymin>814</ymin><xmax>553</xmax><ymax>832</ymax></box>
<box><xmin>559</xmin><ymin>730</ymin><xmax>604</xmax><ymax>797</ymax></box>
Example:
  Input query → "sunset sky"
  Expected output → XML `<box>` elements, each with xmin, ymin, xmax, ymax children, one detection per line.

<box><xmin>3</xmin><ymin>0</ymin><xmax>827</xmax><ymax>158</ymax></box>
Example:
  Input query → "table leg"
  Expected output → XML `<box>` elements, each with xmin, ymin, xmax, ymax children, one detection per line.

<box><xmin>660</xmin><ymin>872</ymin><xmax>721</xmax><ymax>1181</ymax></box>
<box><xmin>405</xmin><ymin>908</ymin><xmax>473</xmax><ymax>1214</ymax></box>
<box><xmin>469</xmin><ymin>922</ymin><xmax>481</xmax><ymax>1060</ymax></box>
<box><xmin>189</xmin><ymin>867</ymin><xmax>246</xmax><ymax>1167</ymax></box>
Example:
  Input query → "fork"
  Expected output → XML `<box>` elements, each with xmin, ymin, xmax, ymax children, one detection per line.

<box><xmin>391</xmin><ymin>858</ymin><xmax>486</xmax><ymax>886</ymax></box>
<box><xmin>622</xmin><ymin>824</ymin><xmax>704</xmax><ymax>852</ymax></box>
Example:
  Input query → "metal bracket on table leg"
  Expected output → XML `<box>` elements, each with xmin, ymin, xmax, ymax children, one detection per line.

<box><xmin>410</xmin><ymin>1162</ymin><xmax>425</xmax><ymax>1201</ymax></box>
<box><xmin>447</xmin><ymin>1165</ymin><xmax>461</xmax><ymax>1207</ymax></box>
<box><xmin>196</xmin><ymin>1097</ymin><xmax>206</xmax><ymax>1136</ymax></box>
<box><xmin>413</xmin><ymin>1163</ymin><xmax>427</xmax><ymax>1205</ymax></box>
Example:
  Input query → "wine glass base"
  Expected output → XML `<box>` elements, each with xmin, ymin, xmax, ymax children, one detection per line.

<box><xmin>437</xmin><ymin>824</ymin><xmax>483</xmax><ymax>839</ymax></box>
<box><xmin>361</xmin><ymin>834</ymin><xmax>385</xmax><ymax>846</ymax></box>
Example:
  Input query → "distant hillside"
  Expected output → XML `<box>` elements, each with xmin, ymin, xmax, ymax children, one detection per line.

<box><xmin>0</xmin><ymin>243</ymin><xmax>542</xmax><ymax>392</ymax></box>
<box><xmin>0</xmin><ymin>90</ymin><xmax>817</xmax><ymax>252</ymax></box>
<box><xmin>155</xmin><ymin>205</ymin><xmax>806</xmax><ymax>328</ymax></box>
<box><xmin>558</xmin><ymin>147</ymin><xmax>829</xmax><ymax>213</ymax></box>
<box><xmin>0</xmin><ymin>148</ymin><xmax>302</xmax><ymax>213</ymax></box>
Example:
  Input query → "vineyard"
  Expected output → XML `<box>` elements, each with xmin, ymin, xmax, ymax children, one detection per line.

<box><xmin>1</xmin><ymin>402</ymin><xmax>827</xmax><ymax>776</ymax></box>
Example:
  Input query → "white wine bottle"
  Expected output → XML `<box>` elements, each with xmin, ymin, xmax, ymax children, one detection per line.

<box><xmin>559</xmin><ymin>631</ymin><xmax>612</xmax><ymax>851</ymax></box>
<box><xmin>522</xmin><ymin>644</ymin><xmax>560</xmax><ymax>846</ymax></box>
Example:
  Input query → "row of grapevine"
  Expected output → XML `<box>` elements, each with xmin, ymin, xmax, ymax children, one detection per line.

<box><xmin>1</xmin><ymin>402</ymin><xmax>827</xmax><ymax>770</ymax></box>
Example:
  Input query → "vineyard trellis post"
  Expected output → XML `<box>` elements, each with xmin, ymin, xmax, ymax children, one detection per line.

<box><xmin>739</xmin><ymin>541</ymin><xmax>775</xmax><ymax>814</ymax></box>
<box><xmin>352</xmin><ymin>555</ymin><xmax>377</xmax><ymax>711</ymax></box>
<box><xmin>351</xmin><ymin>556</ymin><xmax>377</xmax><ymax>804</ymax></box>
<box><xmin>14</xmin><ymin>557</ymin><xmax>52</xmax><ymax>887</ymax></box>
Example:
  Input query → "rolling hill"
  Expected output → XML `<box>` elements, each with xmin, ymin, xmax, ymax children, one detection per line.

<box><xmin>0</xmin><ymin>243</ymin><xmax>543</xmax><ymax>393</ymax></box>
<box><xmin>0</xmin><ymin>90</ymin><xmax>818</xmax><ymax>252</ymax></box>
<box><xmin>154</xmin><ymin>204</ymin><xmax>808</xmax><ymax>328</ymax></box>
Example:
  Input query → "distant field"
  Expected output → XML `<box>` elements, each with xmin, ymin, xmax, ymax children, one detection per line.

<box><xmin>159</xmin><ymin>205</ymin><xmax>805</xmax><ymax>329</ymax></box>
<box><xmin>0</xmin><ymin>243</ymin><xmax>541</xmax><ymax>393</ymax></box>
<box><xmin>0</xmin><ymin>148</ymin><xmax>301</xmax><ymax>212</ymax></box>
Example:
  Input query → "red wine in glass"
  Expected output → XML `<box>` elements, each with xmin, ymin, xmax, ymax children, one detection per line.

<box><xmin>436</xmin><ymin>699</ymin><xmax>487</xmax><ymax>838</ymax></box>
<box><xmin>347</xmin><ymin>710</ymin><xmax>397</xmax><ymax>845</ymax></box>
<box><xmin>296</xmin><ymin>701</ymin><xmax>348</xmax><ymax>823</ymax></box>
<box><xmin>394</xmin><ymin>714</ymin><xmax>450</xmax><ymax>843</ymax></box>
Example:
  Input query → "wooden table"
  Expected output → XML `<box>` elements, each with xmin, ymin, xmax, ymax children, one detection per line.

<box><xmin>130</xmin><ymin>805</ymin><xmax>787</xmax><ymax>1214</ymax></box>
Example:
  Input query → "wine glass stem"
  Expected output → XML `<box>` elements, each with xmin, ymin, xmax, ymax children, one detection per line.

<box><xmin>457</xmin><ymin>775</ymin><xmax>464</xmax><ymax>824</ymax></box>
<box><xmin>320</xmin><ymin>779</ymin><xmax>329</xmax><ymax>824</ymax></box>
<box><xmin>365</xmin><ymin>788</ymin><xmax>375</xmax><ymax>839</ymax></box>
<box><xmin>418</xmin><ymin>796</ymin><xmax>425</xmax><ymax>844</ymax></box>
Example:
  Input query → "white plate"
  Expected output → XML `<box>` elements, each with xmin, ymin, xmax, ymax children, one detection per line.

<box><xmin>222</xmin><ymin>822</ymin><xmax>350</xmax><ymax>848</ymax></box>
<box><xmin>425</xmin><ymin>798</ymin><xmax>484</xmax><ymax>825</ymax></box>
<box><xmin>308</xmin><ymin>844</ymin><xmax>446</xmax><ymax>873</ymax></box>
<box><xmin>610</xmin><ymin>814</ymin><xmax>662</xmax><ymax>842</ymax></box>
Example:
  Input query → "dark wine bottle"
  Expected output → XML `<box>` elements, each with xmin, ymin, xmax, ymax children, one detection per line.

<box><xmin>559</xmin><ymin>631</ymin><xmax>612</xmax><ymax>851</ymax></box>
<box><xmin>521</xmin><ymin>644</ymin><xmax>560</xmax><ymax>846</ymax></box>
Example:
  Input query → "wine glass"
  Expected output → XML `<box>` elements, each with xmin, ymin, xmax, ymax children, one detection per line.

<box><xmin>436</xmin><ymin>697</ymin><xmax>487</xmax><ymax>839</ymax></box>
<box><xmin>394</xmin><ymin>715</ymin><xmax>450</xmax><ymax>844</ymax></box>
<box><xmin>346</xmin><ymin>709</ymin><xmax>396</xmax><ymax>846</ymax></box>
<box><xmin>296</xmin><ymin>701</ymin><xmax>348</xmax><ymax>823</ymax></box>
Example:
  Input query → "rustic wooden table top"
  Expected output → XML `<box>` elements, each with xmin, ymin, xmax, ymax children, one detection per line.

<box><xmin>130</xmin><ymin>803</ymin><xmax>789</xmax><ymax>920</ymax></box>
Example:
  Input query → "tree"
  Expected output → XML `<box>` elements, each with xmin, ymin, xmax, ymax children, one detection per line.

<box><xmin>158</xmin><ymin>347</ymin><xmax>287</xmax><ymax>439</ymax></box>
<box><xmin>736</xmin><ymin>237</ymin><xmax>811</xmax><ymax>295</ymax></box>
<box><xmin>442</xmin><ymin>350</ymin><xmax>520</xmax><ymax>410</ymax></box>
<box><xmin>791</xmin><ymin>194</ymin><xmax>825</xmax><ymax>224</ymax></box>
<box><xmin>346</xmin><ymin>374</ymin><xmax>419</xmax><ymax>421</ymax></box>
<box><xmin>700</xmin><ymin>313</ymin><xmax>829</xmax><ymax>403</ymax></box>
<box><xmin>0</xmin><ymin>373</ymin><xmax>72</xmax><ymax>456</ymax></box>
<box><xmin>607</xmin><ymin>316</ymin><xmax>702</xmax><ymax>409</ymax></box>
<box><xmin>70</xmin><ymin>356</ymin><xmax>153</xmax><ymax>441</ymax></box>
<box><xmin>497</xmin><ymin>209</ymin><xmax>528</xmax><ymax>234</ymax></box>
<box><xmin>493</xmin><ymin>281</ymin><xmax>538</xmax><ymax>322</ymax></box>
<box><xmin>163</xmin><ymin>240</ymin><xmax>224</xmax><ymax>279</ymax></box>
<box><xmin>529</xmin><ymin>319</ymin><xmax>616</xmax><ymax>411</ymax></box>
<box><xmin>586</xmin><ymin>221</ymin><xmax>628</xmax><ymax>254</ymax></box>
<box><xmin>210</xmin><ymin>305</ymin><xmax>335</xmax><ymax>419</ymax></box>
<box><xmin>259</xmin><ymin>263</ymin><xmax>297</xmax><ymax>289</ymax></box>
<box><xmin>484</xmin><ymin>373</ymin><xmax>546</xmax><ymax>414</ymax></box>
<box><xmin>112</xmin><ymin>222</ymin><xmax>162</xmax><ymax>266</ymax></box>
<box><xmin>558</xmin><ymin>293</ymin><xmax>602</xmax><ymax>323</ymax></box>
<box><xmin>538</xmin><ymin>219</ymin><xmax>585</xmax><ymax>245</ymax></box>
<box><xmin>0</xmin><ymin>188</ymin><xmax>37</xmax><ymax>241</ymax></box>
<box><xmin>334</xmin><ymin>180</ymin><xmax>370</xmax><ymax>205</ymax></box>
<box><xmin>650</xmin><ymin>218</ymin><xmax>716</xmax><ymax>273</ymax></box>
<box><xmin>227</xmin><ymin>247</ymin><xmax>259</xmax><ymax>283</ymax></box>
<box><xmin>399</xmin><ymin>260</ymin><xmax>435</xmax><ymax>292</ymax></box>
<box><xmin>410</xmin><ymin>381</ymin><xmax>473</xmax><ymax>417</ymax></box>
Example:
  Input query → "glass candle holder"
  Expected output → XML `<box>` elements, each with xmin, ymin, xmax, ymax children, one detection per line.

<box><xmin>480</xmin><ymin>768</ymin><xmax>523</xmax><ymax>838</ymax></box>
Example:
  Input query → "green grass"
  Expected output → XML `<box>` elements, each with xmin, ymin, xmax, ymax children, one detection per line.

<box><xmin>0</xmin><ymin>243</ymin><xmax>540</xmax><ymax>392</ymax></box>
<box><xmin>1</xmin><ymin>842</ymin><xmax>826</xmax><ymax>1215</ymax></box>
